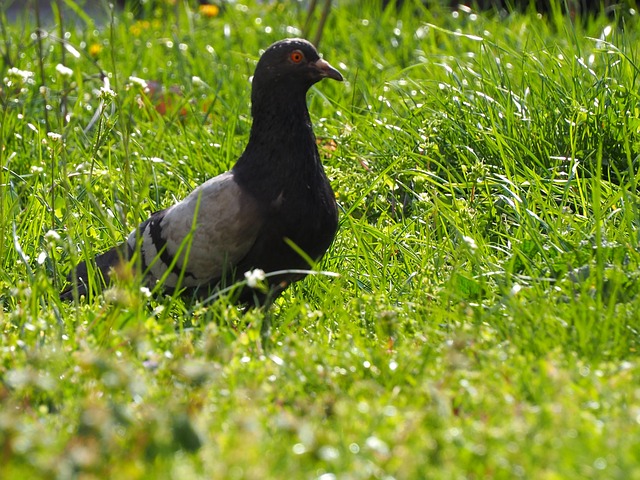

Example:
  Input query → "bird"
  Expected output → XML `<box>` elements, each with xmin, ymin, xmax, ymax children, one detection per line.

<box><xmin>62</xmin><ymin>38</ymin><xmax>343</xmax><ymax>305</ymax></box>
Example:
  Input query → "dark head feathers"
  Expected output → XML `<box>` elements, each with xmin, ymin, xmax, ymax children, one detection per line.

<box><xmin>251</xmin><ymin>38</ymin><xmax>343</xmax><ymax>100</ymax></box>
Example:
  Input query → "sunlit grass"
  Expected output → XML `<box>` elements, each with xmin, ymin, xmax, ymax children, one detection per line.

<box><xmin>1</xmin><ymin>0</ymin><xmax>640</xmax><ymax>478</ymax></box>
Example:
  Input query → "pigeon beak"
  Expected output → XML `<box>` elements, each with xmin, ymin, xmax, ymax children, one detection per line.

<box><xmin>313</xmin><ymin>58</ymin><xmax>344</xmax><ymax>82</ymax></box>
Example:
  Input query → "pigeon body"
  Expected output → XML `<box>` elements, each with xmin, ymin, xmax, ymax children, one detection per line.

<box><xmin>63</xmin><ymin>38</ymin><xmax>343</xmax><ymax>304</ymax></box>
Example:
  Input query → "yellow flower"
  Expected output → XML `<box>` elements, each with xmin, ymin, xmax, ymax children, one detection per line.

<box><xmin>89</xmin><ymin>43</ymin><xmax>102</xmax><ymax>57</ymax></box>
<box><xmin>199</xmin><ymin>4</ymin><xmax>220</xmax><ymax>18</ymax></box>
<box><xmin>129</xmin><ymin>20</ymin><xmax>151</xmax><ymax>37</ymax></box>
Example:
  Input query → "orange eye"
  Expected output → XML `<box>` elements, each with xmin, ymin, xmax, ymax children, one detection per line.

<box><xmin>290</xmin><ymin>50</ymin><xmax>304</xmax><ymax>63</ymax></box>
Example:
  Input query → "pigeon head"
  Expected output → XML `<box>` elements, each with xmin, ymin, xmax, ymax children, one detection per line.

<box><xmin>251</xmin><ymin>38</ymin><xmax>343</xmax><ymax>100</ymax></box>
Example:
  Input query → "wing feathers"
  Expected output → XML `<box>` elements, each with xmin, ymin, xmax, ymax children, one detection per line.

<box><xmin>144</xmin><ymin>172</ymin><xmax>262</xmax><ymax>287</ymax></box>
<box><xmin>64</xmin><ymin>172</ymin><xmax>263</xmax><ymax>297</ymax></box>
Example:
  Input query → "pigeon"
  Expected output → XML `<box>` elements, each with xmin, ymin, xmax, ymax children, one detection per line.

<box><xmin>62</xmin><ymin>38</ymin><xmax>343</xmax><ymax>305</ymax></box>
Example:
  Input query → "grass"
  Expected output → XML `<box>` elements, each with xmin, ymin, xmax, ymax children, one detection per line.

<box><xmin>2</xmin><ymin>0</ymin><xmax>640</xmax><ymax>478</ymax></box>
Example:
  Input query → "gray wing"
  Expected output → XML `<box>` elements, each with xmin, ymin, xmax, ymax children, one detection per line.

<box><xmin>128</xmin><ymin>171</ymin><xmax>263</xmax><ymax>288</ymax></box>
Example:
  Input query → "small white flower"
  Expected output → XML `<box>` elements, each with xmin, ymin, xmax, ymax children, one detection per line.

<box><xmin>98</xmin><ymin>85</ymin><xmax>117</xmax><ymax>100</ymax></box>
<box><xmin>192</xmin><ymin>75</ymin><xmax>207</xmax><ymax>87</ymax></box>
<box><xmin>510</xmin><ymin>283</ymin><xmax>522</xmax><ymax>296</ymax></box>
<box><xmin>96</xmin><ymin>76</ymin><xmax>117</xmax><ymax>100</ymax></box>
<box><xmin>140</xmin><ymin>286</ymin><xmax>152</xmax><ymax>298</ymax></box>
<box><xmin>55</xmin><ymin>63</ymin><xmax>74</xmax><ymax>77</ymax></box>
<box><xmin>462</xmin><ymin>235</ymin><xmax>477</xmax><ymax>252</ymax></box>
<box><xmin>244</xmin><ymin>268</ymin><xmax>266</xmax><ymax>288</ymax></box>
<box><xmin>44</xmin><ymin>230</ymin><xmax>61</xmax><ymax>242</ymax></box>
<box><xmin>365</xmin><ymin>436</ymin><xmax>390</xmax><ymax>455</ymax></box>
<box><xmin>47</xmin><ymin>132</ymin><xmax>62</xmax><ymax>142</ymax></box>
<box><xmin>7</xmin><ymin>67</ymin><xmax>34</xmax><ymax>80</ymax></box>
<box><xmin>37</xmin><ymin>251</ymin><xmax>47</xmax><ymax>265</ymax></box>
<box><xmin>145</xmin><ymin>157</ymin><xmax>164</xmax><ymax>164</ymax></box>
<box><xmin>128</xmin><ymin>75</ymin><xmax>148</xmax><ymax>90</ymax></box>
<box><xmin>417</xmin><ymin>192</ymin><xmax>430</xmax><ymax>203</ymax></box>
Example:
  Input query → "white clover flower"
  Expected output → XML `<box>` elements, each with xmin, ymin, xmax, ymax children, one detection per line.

<box><xmin>37</xmin><ymin>251</ymin><xmax>48</xmax><ymax>265</ymax></box>
<box><xmin>47</xmin><ymin>132</ymin><xmax>62</xmax><ymax>142</ymax></box>
<box><xmin>365</xmin><ymin>436</ymin><xmax>390</xmax><ymax>455</ymax></box>
<box><xmin>44</xmin><ymin>230</ymin><xmax>61</xmax><ymax>247</ymax></box>
<box><xmin>55</xmin><ymin>63</ymin><xmax>74</xmax><ymax>77</ymax></box>
<box><xmin>98</xmin><ymin>85</ymin><xmax>117</xmax><ymax>100</ymax></box>
<box><xmin>145</xmin><ymin>156</ymin><xmax>164</xmax><ymax>164</ymax></box>
<box><xmin>244</xmin><ymin>268</ymin><xmax>266</xmax><ymax>288</ymax></box>
<box><xmin>7</xmin><ymin>67</ymin><xmax>35</xmax><ymax>81</ymax></box>
<box><xmin>96</xmin><ymin>76</ymin><xmax>117</xmax><ymax>100</ymax></box>
<box><xmin>417</xmin><ymin>192</ymin><xmax>430</xmax><ymax>203</ymax></box>
<box><xmin>128</xmin><ymin>75</ymin><xmax>148</xmax><ymax>90</ymax></box>
<box><xmin>192</xmin><ymin>75</ymin><xmax>207</xmax><ymax>87</ymax></box>
<box><xmin>44</xmin><ymin>230</ymin><xmax>61</xmax><ymax>242</ymax></box>
<box><xmin>462</xmin><ymin>235</ymin><xmax>477</xmax><ymax>252</ymax></box>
